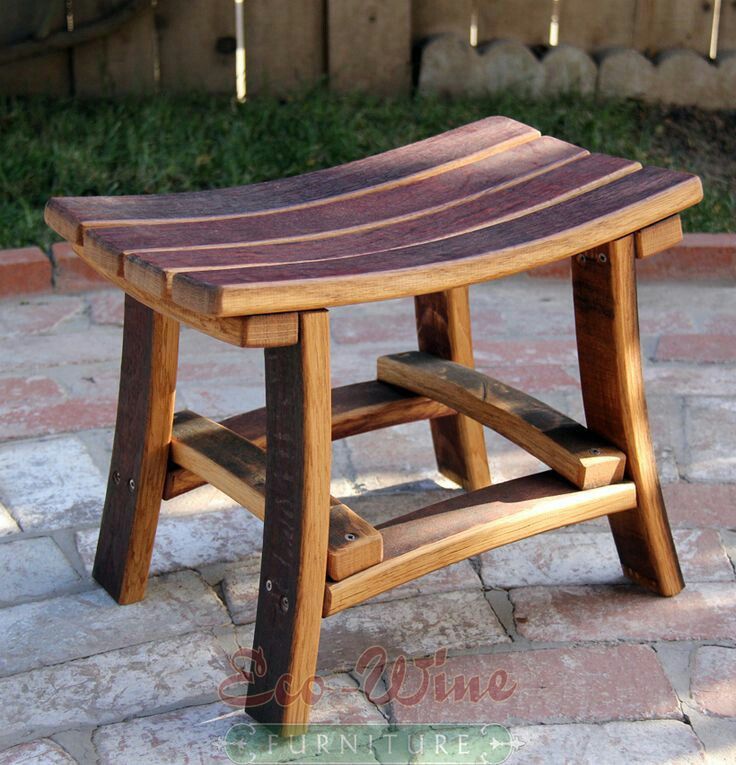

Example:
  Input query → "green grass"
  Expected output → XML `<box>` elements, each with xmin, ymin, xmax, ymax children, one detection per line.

<box><xmin>0</xmin><ymin>88</ymin><xmax>733</xmax><ymax>249</ymax></box>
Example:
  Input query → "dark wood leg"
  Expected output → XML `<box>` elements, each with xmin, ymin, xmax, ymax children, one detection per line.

<box><xmin>247</xmin><ymin>310</ymin><xmax>331</xmax><ymax>733</ymax></box>
<box><xmin>93</xmin><ymin>295</ymin><xmax>179</xmax><ymax>604</ymax></box>
<box><xmin>572</xmin><ymin>236</ymin><xmax>684</xmax><ymax>596</ymax></box>
<box><xmin>415</xmin><ymin>286</ymin><xmax>491</xmax><ymax>490</ymax></box>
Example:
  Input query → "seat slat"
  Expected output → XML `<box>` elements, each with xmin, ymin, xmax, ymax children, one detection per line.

<box><xmin>83</xmin><ymin>136</ymin><xmax>587</xmax><ymax>274</ymax></box>
<box><xmin>45</xmin><ymin>116</ymin><xmax>538</xmax><ymax>243</ymax></box>
<box><xmin>377</xmin><ymin>351</ymin><xmax>626</xmax><ymax>489</ymax></box>
<box><xmin>121</xmin><ymin>152</ymin><xmax>636</xmax><ymax>297</ymax></box>
<box><xmin>170</xmin><ymin>166</ymin><xmax>703</xmax><ymax>316</ymax></box>
<box><xmin>323</xmin><ymin>472</ymin><xmax>638</xmax><ymax>615</ymax></box>
<box><xmin>170</xmin><ymin>410</ymin><xmax>383</xmax><ymax>581</ymax></box>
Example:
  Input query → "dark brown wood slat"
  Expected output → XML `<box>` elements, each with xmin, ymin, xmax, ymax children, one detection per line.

<box><xmin>45</xmin><ymin>116</ymin><xmax>539</xmax><ymax>243</ymax></box>
<box><xmin>170</xmin><ymin>167</ymin><xmax>703</xmax><ymax>316</ymax></box>
<box><xmin>124</xmin><ymin>152</ymin><xmax>637</xmax><ymax>296</ymax></box>
<box><xmin>84</xmin><ymin>136</ymin><xmax>586</xmax><ymax>273</ymax></box>
<box><xmin>163</xmin><ymin>380</ymin><xmax>454</xmax><ymax>500</ymax></box>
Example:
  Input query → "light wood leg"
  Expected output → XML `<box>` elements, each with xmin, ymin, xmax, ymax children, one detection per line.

<box><xmin>93</xmin><ymin>295</ymin><xmax>179</xmax><ymax>604</ymax></box>
<box><xmin>415</xmin><ymin>287</ymin><xmax>491</xmax><ymax>490</ymax></box>
<box><xmin>247</xmin><ymin>310</ymin><xmax>332</xmax><ymax>732</ymax></box>
<box><xmin>572</xmin><ymin>236</ymin><xmax>684</xmax><ymax>596</ymax></box>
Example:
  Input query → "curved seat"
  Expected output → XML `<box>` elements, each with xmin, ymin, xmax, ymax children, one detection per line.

<box><xmin>46</xmin><ymin>116</ymin><xmax>702</xmax><ymax>317</ymax></box>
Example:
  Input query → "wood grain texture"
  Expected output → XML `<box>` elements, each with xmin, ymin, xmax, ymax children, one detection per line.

<box><xmin>414</xmin><ymin>288</ymin><xmax>490</xmax><ymax>490</ymax></box>
<box><xmin>45</xmin><ymin>116</ymin><xmax>538</xmax><ymax>243</ymax></box>
<box><xmin>378</xmin><ymin>351</ymin><xmax>626</xmax><ymax>489</ymax></box>
<box><xmin>93</xmin><ymin>295</ymin><xmax>179</xmax><ymax>604</ymax></box>
<box><xmin>635</xmin><ymin>215</ymin><xmax>682</xmax><ymax>259</ymax></box>
<box><xmin>324</xmin><ymin>472</ymin><xmax>637</xmax><ymax>615</ymax></box>
<box><xmin>412</xmin><ymin>0</ymin><xmax>473</xmax><ymax>41</ymax></box>
<box><xmin>169</xmin><ymin>410</ymin><xmax>382</xmax><ymax>581</ymax></box>
<box><xmin>169</xmin><ymin>166</ymin><xmax>702</xmax><ymax>316</ymax></box>
<box><xmin>572</xmin><ymin>236</ymin><xmax>684</xmax><ymax>596</ymax></box>
<box><xmin>164</xmin><ymin>381</ymin><xmax>453</xmax><ymax>499</ymax></box>
<box><xmin>71</xmin><ymin>245</ymin><xmax>297</xmax><ymax>348</ymax></box>
<box><xmin>477</xmin><ymin>0</ymin><xmax>553</xmax><ymax>45</ymax></box>
<box><xmin>247</xmin><ymin>311</ymin><xmax>331</xmax><ymax>731</ymax></box>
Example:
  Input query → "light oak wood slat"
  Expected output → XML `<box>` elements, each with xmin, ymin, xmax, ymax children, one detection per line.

<box><xmin>123</xmin><ymin>151</ymin><xmax>633</xmax><ymax>297</ymax></box>
<box><xmin>71</xmin><ymin>245</ymin><xmax>298</xmax><ymax>348</ymax></box>
<box><xmin>170</xmin><ymin>410</ymin><xmax>382</xmax><ymax>582</ymax></box>
<box><xmin>248</xmin><ymin>310</ymin><xmax>330</xmax><ymax>732</ymax></box>
<box><xmin>93</xmin><ymin>295</ymin><xmax>179</xmax><ymax>604</ymax></box>
<box><xmin>170</xmin><ymin>167</ymin><xmax>703</xmax><ymax>317</ymax></box>
<box><xmin>635</xmin><ymin>215</ymin><xmax>683</xmax><ymax>259</ymax></box>
<box><xmin>572</xmin><ymin>236</ymin><xmax>685</xmax><ymax>596</ymax></box>
<box><xmin>377</xmin><ymin>351</ymin><xmax>626</xmax><ymax>490</ymax></box>
<box><xmin>85</xmin><ymin>136</ymin><xmax>587</xmax><ymax>276</ymax></box>
<box><xmin>415</xmin><ymin>288</ymin><xmax>491</xmax><ymax>490</ymax></box>
<box><xmin>164</xmin><ymin>380</ymin><xmax>454</xmax><ymax>499</ymax></box>
<box><xmin>324</xmin><ymin>472</ymin><xmax>638</xmax><ymax>615</ymax></box>
<box><xmin>45</xmin><ymin>116</ymin><xmax>539</xmax><ymax>243</ymax></box>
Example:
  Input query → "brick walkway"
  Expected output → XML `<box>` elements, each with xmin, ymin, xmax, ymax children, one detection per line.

<box><xmin>0</xmin><ymin>277</ymin><xmax>734</xmax><ymax>764</ymax></box>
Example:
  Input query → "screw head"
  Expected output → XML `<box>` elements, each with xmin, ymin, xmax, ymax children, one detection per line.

<box><xmin>576</xmin><ymin>253</ymin><xmax>587</xmax><ymax>265</ymax></box>
<box><xmin>344</xmin><ymin>532</ymin><xmax>357</xmax><ymax>542</ymax></box>
<box><xmin>128</xmin><ymin>478</ymin><xmax>136</xmax><ymax>492</ymax></box>
<box><xmin>589</xmin><ymin>448</ymin><xmax>601</xmax><ymax>456</ymax></box>
<box><xmin>265</xmin><ymin>579</ymin><xmax>273</xmax><ymax>592</ymax></box>
<box><xmin>280</xmin><ymin>595</ymin><xmax>289</xmax><ymax>613</ymax></box>
<box><xmin>112</xmin><ymin>471</ymin><xmax>121</xmax><ymax>485</ymax></box>
<box><xmin>597</xmin><ymin>252</ymin><xmax>608</xmax><ymax>264</ymax></box>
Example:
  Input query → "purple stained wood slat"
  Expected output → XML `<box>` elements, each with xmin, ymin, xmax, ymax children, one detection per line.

<box><xmin>84</xmin><ymin>136</ymin><xmax>585</xmax><ymax>268</ymax></box>
<box><xmin>45</xmin><ymin>116</ymin><xmax>538</xmax><ymax>243</ymax></box>
<box><xmin>170</xmin><ymin>166</ymin><xmax>702</xmax><ymax>315</ymax></box>
<box><xmin>123</xmin><ymin>153</ymin><xmax>637</xmax><ymax>296</ymax></box>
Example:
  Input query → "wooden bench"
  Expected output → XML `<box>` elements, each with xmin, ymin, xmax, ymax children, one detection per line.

<box><xmin>46</xmin><ymin>116</ymin><xmax>702</xmax><ymax>733</ymax></box>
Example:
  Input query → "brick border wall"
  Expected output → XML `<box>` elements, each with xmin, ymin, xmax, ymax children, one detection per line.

<box><xmin>1</xmin><ymin>236</ymin><xmax>735</xmax><ymax>299</ymax></box>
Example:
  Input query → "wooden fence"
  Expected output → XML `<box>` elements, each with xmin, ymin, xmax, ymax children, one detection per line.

<box><xmin>2</xmin><ymin>0</ymin><xmax>735</xmax><ymax>98</ymax></box>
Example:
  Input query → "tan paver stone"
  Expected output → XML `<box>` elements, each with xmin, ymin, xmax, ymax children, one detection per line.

<box><xmin>0</xmin><ymin>738</ymin><xmax>77</xmax><ymax>764</ymax></box>
<box><xmin>691</xmin><ymin>646</ymin><xmax>736</xmax><ymax>718</ymax></box>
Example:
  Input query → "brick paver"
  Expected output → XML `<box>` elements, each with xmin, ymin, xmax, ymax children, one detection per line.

<box><xmin>0</xmin><ymin>278</ymin><xmax>733</xmax><ymax>762</ymax></box>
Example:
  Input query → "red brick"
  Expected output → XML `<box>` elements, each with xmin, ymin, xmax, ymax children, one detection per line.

<box><xmin>0</xmin><ymin>247</ymin><xmax>52</xmax><ymax>297</ymax></box>
<box><xmin>691</xmin><ymin>646</ymin><xmax>736</xmax><ymax>717</ymax></box>
<box><xmin>663</xmin><ymin>482</ymin><xmax>736</xmax><ymax>528</ymax></box>
<box><xmin>52</xmin><ymin>242</ymin><xmax>107</xmax><ymax>293</ymax></box>
<box><xmin>705</xmin><ymin>313</ymin><xmax>736</xmax><ymax>335</ymax></box>
<box><xmin>88</xmin><ymin>290</ymin><xmax>124</xmax><ymax>325</ymax></box>
<box><xmin>387</xmin><ymin>645</ymin><xmax>679</xmax><ymax>725</ymax></box>
<box><xmin>476</xmin><ymin>363</ymin><xmax>579</xmax><ymax>392</ymax></box>
<box><xmin>511</xmin><ymin>583</ymin><xmax>736</xmax><ymax>642</ymax></box>
<box><xmin>473</xmin><ymin>339</ymin><xmax>578</xmax><ymax>365</ymax></box>
<box><xmin>656</xmin><ymin>334</ymin><xmax>736</xmax><ymax>363</ymax></box>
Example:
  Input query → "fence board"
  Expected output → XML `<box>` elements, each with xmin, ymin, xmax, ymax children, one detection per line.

<box><xmin>633</xmin><ymin>0</ymin><xmax>715</xmax><ymax>55</ymax></box>
<box><xmin>412</xmin><ymin>0</ymin><xmax>473</xmax><ymax>42</ymax></box>
<box><xmin>718</xmin><ymin>0</ymin><xmax>736</xmax><ymax>53</ymax></box>
<box><xmin>73</xmin><ymin>0</ymin><xmax>158</xmax><ymax>96</ymax></box>
<box><xmin>329</xmin><ymin>0</ymin><xmax>411</xmax><ymax>95</ymax></box>
<box><xmin>477</xmin><ymin>0</ymin><xmax>553</xmax><ymax>46</ymax></box>
<box><xmin>156</xmin><ymin>0</ymin><xmax>234</xmax><ymax>93</ymax></box>
<box><xmin>558</xmin><ymin>0</ymin><xmax>637</xmax><ymax>50</ymax></box>
<box><xmin>245</xmin><ymin>0</ymin><xmax>324</xmax><ymax>96</ymax></box>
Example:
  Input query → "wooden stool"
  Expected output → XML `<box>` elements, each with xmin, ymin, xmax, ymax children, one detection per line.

<box><xmin>46</xmin><ymin>117</ymin><xmax>702</xmax><ymax>733</ymax></box>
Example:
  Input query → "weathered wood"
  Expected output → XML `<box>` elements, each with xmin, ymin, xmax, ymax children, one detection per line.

<box><xmin>633</xmin><ymin>0</ymin><xmax>716</xmax><ymax>55</ymax></box>
<box><xmin>476</xmin><ymin>0</ymin><xmax>553</xmax><ymax>46</ymax></box>
<box><xmin>93</xmin><ymin>295</ymin><xmax>179</xmax><ymax>604</ymax></box>
<box><xmin>719</xmin><ymin>1</ymin><xmax>736</xmax><ymax>53</ymax></box>
<box><xmin>414</xmin><ymin>289</ymin><xmax>491</xmax><ymax>490</ymax></box>
<box><xmin>73</xmin><ymin>0</ymin><xmax>158</xmax><ymax>97</ymax></box>
<box><xmin>72</xmin><ymin>245</ymin><xmax>297</xmax><ymax>348</ymax></box>
<box><xmin>324</xmin><ymin>472</ymin><xmax>637</xmax><ymax>615</ymax></box>
<box><xmin>168</xmin><ymin>166</ymin><xmax>702</xmax><ymax>317</ymax></box>
<box><xmin>247</xmin><ymin>311</ymin><xmax>331</xmax><ymax>732</ymax></box>
<box><xmin>328</xmin><ymin>0</ymin><xmax>411</xmax><ymax>95</ymax></box>
<box><xmin>169</xmin><ymin>410</ymin><xmax>382</xmax><ymax>581</ymax></box>
<box><xmin>378</xmin><ymin>351</ymin><xmax>626</xmax><ymax>489</ymax></box>
<box><xmin>244</xmin><ymin>0</ymin><xmax>325</xmax><ymax>96</ymax></box>
<box><xmin>412</xmin><ymin>0</ymin><xmax>474</xmax><ymax>42</ymax></box>
<box><xmin>557</xmin><ymin>0</ymin><xmax>638</xmax><ymax>50</ymax></box>
<box><xmin>45</xmin><ymin>116</ymin><xmax>537</xmax><ymax>243</ymax></box>
<box><xmin>635</xmin><ymin>215</ymin><xmax>683</xmax><ymax>259</ymax></box>
<box><xmin>164</xmin><ymin>381</ymin><xmax>454</xmax><ymax>499</ymax></box>
<box><xmin>572</xmin><ymin>236</ymin><xmax>684</xmax><ymax>596</ymax></box>
<box><xmin>156</xmin><ymin>0</ymin><xmax>234</xmax><ymax>93</ymax></box>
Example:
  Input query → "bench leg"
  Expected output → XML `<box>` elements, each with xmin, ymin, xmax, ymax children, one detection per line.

<box><xmin>93</xmin><ymin>295</ymin><xmax>180</xmax><ymax>604</ymax></box>
<box><xmin>415</xmin><ymin>287</ymin><xmax>491</xmax><ymax>490</ymax></box>
<box><xmin>572</xmin><ymin>236</ymin><xmax>684</xmax><ymax>596</ymax></box>
<box><xmin>247</xmin><ymin>310</ymin><xmax>331</xmax><ymax>733</ymax></box>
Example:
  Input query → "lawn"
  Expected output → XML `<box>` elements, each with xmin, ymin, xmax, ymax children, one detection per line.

<box><xmin>0</xmin><ymin>89</ymin><xmax>733</xmax><ymax>249</ymax></box>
